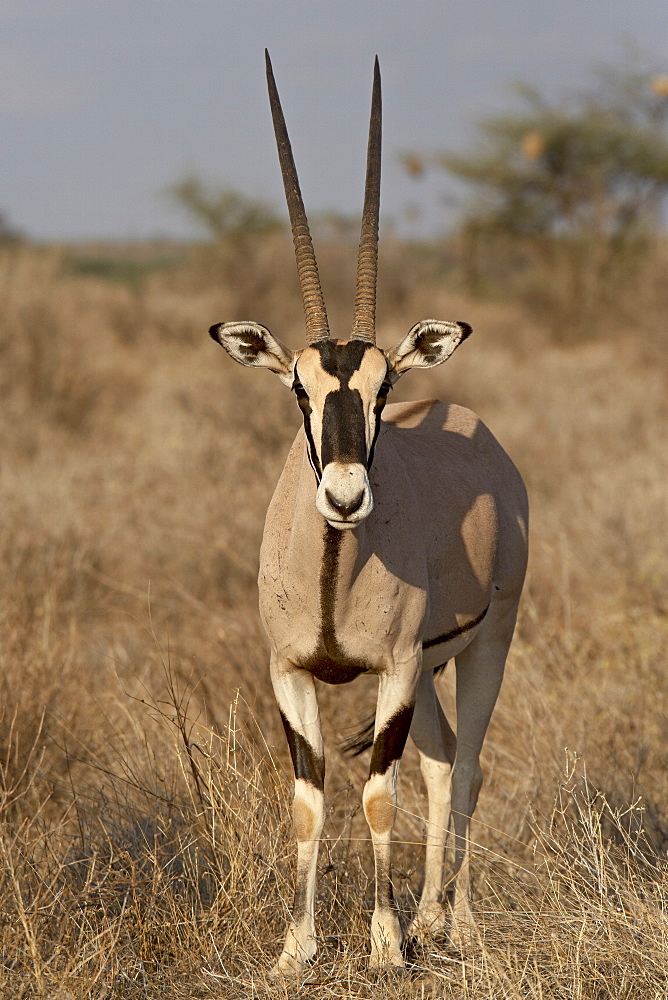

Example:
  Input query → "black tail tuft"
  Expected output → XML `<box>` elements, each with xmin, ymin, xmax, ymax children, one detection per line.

<box><xmin>339</xmin><ymin>665</ymin><xmax>449</xmax><ymax>755</ymax></box>
<box><xmin>338</xmin><ymin>713</ymin><xmax>376</xmax><ymax>757</ymax></box>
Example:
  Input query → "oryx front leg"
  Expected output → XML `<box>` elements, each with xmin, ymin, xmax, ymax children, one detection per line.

<box><xmin>363</xmin><ymin>666</ymin><xmax>419</xmax><ymax>968</ymax></box>
<box><xmin>270</xmin><ymin>659</ymin><xmax>325</xmax><ymax>976</ymax></box>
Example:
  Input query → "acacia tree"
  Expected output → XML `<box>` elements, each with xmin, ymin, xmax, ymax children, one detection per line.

<box><xmin>166</xmin><ymin>176</ymin><xmax>288</xmax><ymax>313</ymax></box>
<box><xmin>0</xmin><ymin>210</ymin><xmax>23</xmax><ymax>245</ymax></box>
<box><xmin>169</xmin><ymin>175</ymin><xmax>281</xmax><ymax>249</ymax></box>
<box><xmin>408</xmin><ymin>61</ymin><xmax>668</xmax><ymax>332</ymax></box>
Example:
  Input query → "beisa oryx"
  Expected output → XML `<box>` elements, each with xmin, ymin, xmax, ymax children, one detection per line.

<box><xmin>210</xmin><ymin>52</ymin><xmax>528</xmax><ymax>974</ymax></box>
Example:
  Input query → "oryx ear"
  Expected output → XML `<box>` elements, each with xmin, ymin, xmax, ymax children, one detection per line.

<box><xmin>209</xmin><ymin>321</ymin><xmax>296</xmax><ymax>386</ymax></box>
<box><xmin>385</xmin><ymin>320</ymin><xmax>472</xmax><ymax>378</ymax></box>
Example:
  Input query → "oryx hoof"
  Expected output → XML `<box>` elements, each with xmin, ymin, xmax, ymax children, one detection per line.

<box><xmin>269</xmin><ymin>952</ymin><xmax>312</xmax><ymax>979</ymax></box>
<box><xmin>367</xmin><ymin>963</ymin><xmax>411</xmax><ymax>983</ymax></box>
<box><xmin>448</xmin><ymin>911</ymin><xmax>480</xmax><ymax>956</ymax></box>
<box><xmin>406</xmin><ymin>904</ymin><xmax>448</xmax><ymax>942</ymax></box>
<box><xmin>368</xmin><ymin>948</ymin><xmax>405</xmax><ymax>971</ymax></box>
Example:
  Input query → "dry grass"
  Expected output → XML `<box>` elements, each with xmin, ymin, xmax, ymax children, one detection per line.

<box><xmin>0</xmin><ymin>240</ymin><xmax>666</xmax><ymax>998</ymax></box>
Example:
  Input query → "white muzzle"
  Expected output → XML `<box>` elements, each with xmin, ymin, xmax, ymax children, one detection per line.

<box><xmin>316</xmin><ymin>463</ymin><xmax>373</xmax><ymax>529</ymax></box>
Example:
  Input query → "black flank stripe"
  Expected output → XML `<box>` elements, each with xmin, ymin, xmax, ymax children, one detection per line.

<box><xmin>422</xmin><ymin>604</ymin><xmax>490</xmax><ymax>650</ymax></box>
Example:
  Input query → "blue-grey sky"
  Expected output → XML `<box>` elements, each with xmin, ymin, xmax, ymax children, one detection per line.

<box><xmin>2</xmin><ymin>0</ymin><xmax>666</xmax><ymax>240</ymax></box>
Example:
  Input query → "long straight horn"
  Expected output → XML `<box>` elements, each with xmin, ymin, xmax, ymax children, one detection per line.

<box><xmin>265</xmin><ymin>50</ymin><xmax>329</xmax><ymax>344</ymax></box>
<box><xmin>352</xmin><ymin>56</ymin><xmax>381</xmax><ymax>344</ymax></box>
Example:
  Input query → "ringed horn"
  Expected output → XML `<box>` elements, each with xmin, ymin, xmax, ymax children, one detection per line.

<box><xmin>265</xmin><ymin>50</ymin><xmax>382</xmax><ymax>346</ymax></box>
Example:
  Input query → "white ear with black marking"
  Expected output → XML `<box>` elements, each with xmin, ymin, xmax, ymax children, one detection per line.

<box><xmin>209</xmin><ymin>321</ymin><xmax>296</xmax><ymax>386</ymax></box>
<box><xmin>385</xmin><ymin>319</ymin><xmax>472</xmax><ymax>378</ymax></box>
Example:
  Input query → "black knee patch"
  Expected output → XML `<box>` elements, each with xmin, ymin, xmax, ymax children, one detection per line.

<box><xmin>369</xmin><ymin>703</ymin><xmax>414</xmax><ymax>776</ymax></box>
<box><xmin>280</xmin><ymin>710</ymin><xmax>325</xmax><ymax>790</ymax></box>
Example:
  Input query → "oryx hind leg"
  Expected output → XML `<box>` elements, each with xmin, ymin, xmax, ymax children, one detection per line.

<box><xmin>363</xmin><ymin>663</ymin><xmax>420</xmax><ymax>968</ymax></box>
<box><xmin>270</xmin><ymin>657</ymin><xmax>325</xmax><ymax>976</ymax></box>
<box><xmin>406</xmin><ymin>667</ymin><xmax>457</xmax><ymax>940</ymax></box>
<box><xmin>449</xmin><ymin>600</ymin><xmax>518</xmax><ymax>949</ymax></box>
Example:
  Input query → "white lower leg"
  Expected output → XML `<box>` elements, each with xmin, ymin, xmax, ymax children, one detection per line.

<box><xmin>409</xmin><ymin>754</ymin><xmax>452</xmax><ymax>935</ymax></box>
<box><xmin>362</xmin><ymin>667</ymin><xmax>419</xmax><ymax>967</ymax></box>
<box><xmin>270</xmin><ymin>662</ymin><xmax>325</xmax><ymax>976</ymax></box>
<box><xmin>450</xmin><ymin>760</ymin><xmax>482</xmax><ymax>943</ymax></box>
<box><xmin>407</xmin><ymin>669</ymin><xmax>456</xmax><ymax>937</ymax></box>
<box><xmin>363</xmin><ymin>769</ymin><xmax>404</xmax><ymax>967</ymax></box>
<box><xmin>274</xmin><ymin>779</ymin><xmax>325</xmax><ymax>974</ymax></box>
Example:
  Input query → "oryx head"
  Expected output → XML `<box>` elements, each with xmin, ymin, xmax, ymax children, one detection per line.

<box><xmin>211</xmin><ymin>52</ymin><xmax>471</xmax><ymax>530</ymax></box>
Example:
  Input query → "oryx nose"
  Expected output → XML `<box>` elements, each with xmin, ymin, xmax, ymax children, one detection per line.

<box><xmin>325</xmin><ymin>489</ymin><xmax>365</xmax><ymax>518</ymax></box>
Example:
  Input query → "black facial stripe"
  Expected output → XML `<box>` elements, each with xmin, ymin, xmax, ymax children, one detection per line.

<box><xmin>279</xmin><ymin>710</ymin><xmax>325</xmax><ymax>790</ymax></box>
<box><xmin>369</xmin><ymin>703</ymin><xmax>415</xmax><ymax>776</ymax></box>
<box><xmin>295</xmin><ymin>345</ymin><xmax>390</xmax><ymax>478</ymax></box>
<box><xmin>293</xmin><ymin>378</ymin><xmax>322</xmax><ymax>482</ymax></box>
<box><xmin>366</xmin><ymin>375</ymin><xmax>392</xmax><ymax>471</ymax></box>
<box><xmin>367</xmin><ymin>397</ymin><xmax>387</xmax><ymax>470</ymax></box>
<box><xmin>303</xmin><ymin>410</ymin><xmax>322</xmax><ymax>482</ymax></box>
<box><xmin>321</xmin><ymin>387</ymin><xmax>366</xmax><ymax>467</ymax></box>
<box><xmin>313</xmin><ymin>339</ymin><xmax>371</xmax><ymax>378</ymax></box>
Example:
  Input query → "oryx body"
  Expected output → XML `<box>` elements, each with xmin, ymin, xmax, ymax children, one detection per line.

<box><xmin>210</xmin><ymin>53</ymin><xmax>528</xmax><ymax>974</ymax></box>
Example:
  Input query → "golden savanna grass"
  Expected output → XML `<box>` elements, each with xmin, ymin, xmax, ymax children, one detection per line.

<box><xmin>0</xmin><ymin>237</ymin><xmax>667</xmax><ymax>998</ymax></box>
